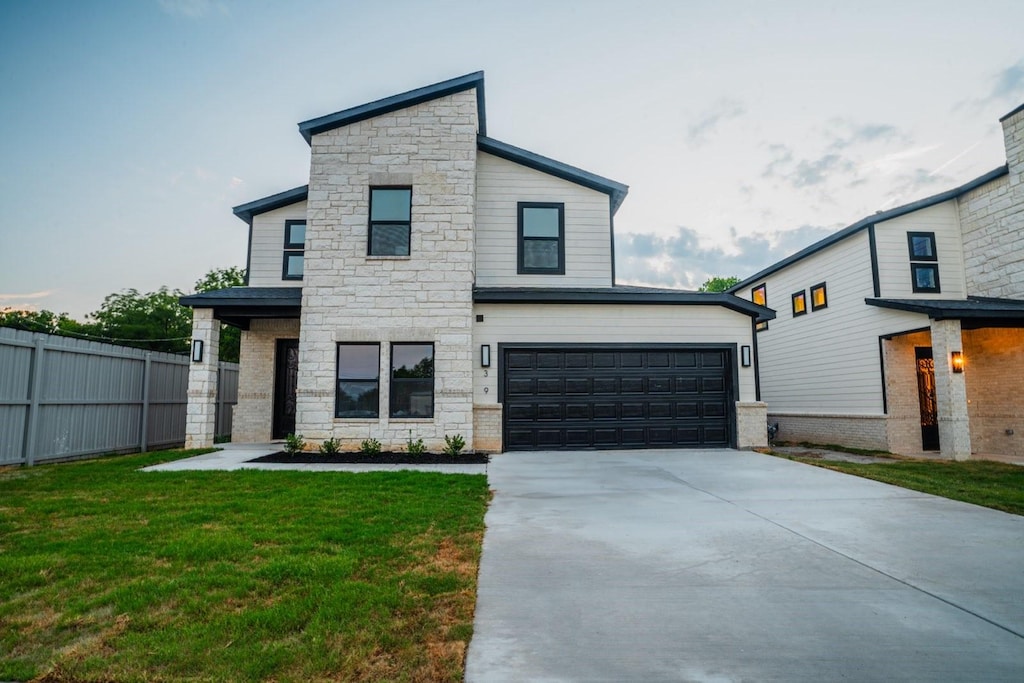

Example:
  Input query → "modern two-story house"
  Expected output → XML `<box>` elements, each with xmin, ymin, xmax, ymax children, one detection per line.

<box><xmin>181</xmin><ymin>72</ymin><xmax>773</xmax><ymax>453</ymax></box>
<box><xmin>731</xmin><ymin>103</ymin><xmax>1024</xmax><ymax>461</ymax></box>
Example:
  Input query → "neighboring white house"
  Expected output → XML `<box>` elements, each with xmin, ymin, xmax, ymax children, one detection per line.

<box><xmin>181</xmin><ymin>72</ymin><xmax>773</xmax><ymax>453</ymax></box>
<box><xmin>731</xmin><ymin>103</ymin><xmax>1024</xmax><ymax>461</ymax></box>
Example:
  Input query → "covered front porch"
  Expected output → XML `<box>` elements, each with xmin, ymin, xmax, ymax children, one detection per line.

<box><xmin>873</xmin><ymin>297</ymin><xmax>1024</xmax><ymax>460</ymax></box>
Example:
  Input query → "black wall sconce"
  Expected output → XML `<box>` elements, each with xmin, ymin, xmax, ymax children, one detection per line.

<box><xmin>481</xmin><ymin>344</ymin><xmax>491</xmax><ymax>368</ymax></box>
<box><xmin>741</xmin><ymin>345</ymin><xmax>752</xmax><ymax>367</ymax></box>
<box><xmin>951</xmin><ymin>351</ymin><xmax>964</xmax><ymax>373</ymax></box>
<box><xmin>191</xmin><ymin>339</ymin><xmax>204</xmax><ymax>363</ymax></box>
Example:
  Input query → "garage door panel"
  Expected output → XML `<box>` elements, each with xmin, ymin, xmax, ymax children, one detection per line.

<box><xmin>503</xmin><ymin>348</ymin><xmax>732</xmax><ymax>450</ymax></box>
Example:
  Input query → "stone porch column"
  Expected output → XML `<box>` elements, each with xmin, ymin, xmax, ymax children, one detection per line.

<box><xmin>930</xmin><ymin>318</ymin><xmax>971</xmax><ymax>460</ymax></box>
<box><xmin>185</xmin><ymin>307</ymin><xmax>220</xmax><ymax>449</ymax></box>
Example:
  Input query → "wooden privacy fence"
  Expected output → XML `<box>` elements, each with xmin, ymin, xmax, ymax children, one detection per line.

<box><xmin>0</xmin><ymin>327</ymin><xmax>238</xmax><ymax>466</ymax></box>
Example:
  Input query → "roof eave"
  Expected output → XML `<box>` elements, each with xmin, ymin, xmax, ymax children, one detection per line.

<box><xmin>472</xmin><ymin>288</ymin><xmax>773</xmax><ymax>320</ymax></box>
<box><xmin>231</xmin><ymin>185</ymin><xmax>309</xmax><ymax>224</ymax></box>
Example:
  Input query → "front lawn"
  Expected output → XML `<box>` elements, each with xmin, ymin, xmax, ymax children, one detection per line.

<box><xmin>792</xmin><ymin>457</ymin><xmax>1024</xmax><ymax>515</ymax></box>
<box><xmin>0</xmin><ymin>449</ymin><xmax>489</xmax><ymax>682</ymax></box>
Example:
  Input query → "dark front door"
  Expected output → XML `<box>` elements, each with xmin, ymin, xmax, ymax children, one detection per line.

<box><xmin>503</xmin><ymin>347</ymin><xmax>733</xmax><ymax>451</ymax></box>
<box><xmin>273</xmin><ymin>339</ymin><xmax>299</xmax><ymax>439</ymax></box>
<box><xmin>915</xmin><ymin>347</ymin><xmax>940</xmax><ymax>451</ymax></box>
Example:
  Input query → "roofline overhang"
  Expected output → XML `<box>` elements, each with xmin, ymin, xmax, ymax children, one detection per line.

<box><xmin>729</xmin><ymin>165</ymin><xmax>1010</xmax><ymax>292</ymax></box>
<box><xmin>298</xmin><ymin>71</ymin><xmax>486</xmax><ymax>144</ymax></box>
<box><xmin>473</xmin><ymin>287</ymin><xmax>774</xmax><ymax>321</ymax></box>
<box><xmin>232</xmin><ymin>185</ymin><xmax>309</xmax><ymax>224</ymax></box>
<box><xmin>999</xmin><ymin>101</ymin><xmax>1024</xmax><ymax>122</ymax></box>
<box><xmin>477</xmin><ymin>136</ymin><xmax>630</xmax><ymax>214</ymax></box>
<box><xmin>866</xmin><ymin>296</ymin><xmax>1024</xmax><ymax>320</ymax></box>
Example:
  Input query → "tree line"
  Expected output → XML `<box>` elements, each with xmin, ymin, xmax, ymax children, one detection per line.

<box><xmin>0</xmin><ymin>267</ymin><xmax>244</xmax><ymax>362</ymax></box>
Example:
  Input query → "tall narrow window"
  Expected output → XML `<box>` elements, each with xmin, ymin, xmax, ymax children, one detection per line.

<box><xmin>369</xmin><ymin>187</ymin><xmax>412</xmax><ymax>256</ymax></box>
<box><xmin>390</xmin><ymin>343</ymin><xmax>434</xmax><ymax>418</ymax></box>
<box><xmin>518</xmin><ymin>202</ymin><xmax>565</xmax><ymax>274</ymax></box>
<box><xmin>752</xmin><ymin>284</ymin><xmax>768</xmax><ymax>331</ymax></box>
<box><xmin>810</xmin><ymin>282</ymin><xmax>828</xmax><ymax>310</ymax></box>
<box><xmin>336</xmin><ymin>344</ymin><xmax>380</xmax><ymax>418</ymax></box>
<box><xmin>282</xmin><ymin>220</ymin><xmax>305</xmax><ymax>280</ymax></box>
<box><xmin>907</xmin><ymin>232</ymin><xmax>940</xmax><ymax>293</ymax></box>
<box><xmin>791</xmin><ymin>290</ymin><xmax>807</xmax><ymax>317</ymax></box>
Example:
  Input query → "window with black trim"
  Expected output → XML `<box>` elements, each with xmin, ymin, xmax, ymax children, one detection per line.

<box><xmin>518</xmin><ymin>202</ymin><xmax>565</xmax><ymax>274</ymax></box>
<box><xmin>791</xmin><ymin>290</ymin><xmax>807</xmax><ymax>317</ymax></box>
<box><xmin>390</xmin><ymin>343</ymin><xmax>434</xmax><ymax>418</ymax></box>
<box><xmin>810</xmin><ymin>282</ymin><xmax>828</xmax><ymax>310</ymax></box>
<box><xmin>368</xmin><ymin>187</ymin><xmax>412</xmax><ymax>256</ymax></box>
<box><xmin>907</xmin><ymin>231</ymin><xmax>940</xmax><ymax>293</ymax></box>
<box><xmin>752</xmin><ymin>284</ymin><xmax>768</xmax><ymax>331</ymax></box>
<box><xmin>283</xmin><ymin>220</ymin><xmax>305</xmax><ymax>280</ymax></box>
<box><xmin>336</xmin><ymin>344</ymin><xmax>380</xmax><ymax>418</ymax></box>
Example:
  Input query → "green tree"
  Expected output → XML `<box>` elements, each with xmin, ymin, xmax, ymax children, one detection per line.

<box><xmin>89</xmin><ymin>287</ymin><xmax>191</xmax><ymax>354</ymax></box>
<box><xmin>698</xmin><ymin>276</ymin><xmax>741</xmax><ymax>293</ymax></box>
<box><xmin>193</xmin><ymin>266</ymin><xmax>245</xmax><ymax>363</ymax></box>
<box><xmin>0</xmin><ymin>309</ymin><xmax>99</xmax><ymax>337</ymax></box>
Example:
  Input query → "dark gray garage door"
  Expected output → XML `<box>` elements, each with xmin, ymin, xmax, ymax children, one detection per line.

<box><xmin>503</xmin><ymin>347</ymin><xmax>732</xmax><ymax>450</ymax></box>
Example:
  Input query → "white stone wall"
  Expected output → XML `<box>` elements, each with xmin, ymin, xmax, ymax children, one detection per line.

<box><xmin>297</xmin><ymin>90</ymin><xmax>478</xmax><ymax>452</ymax></box>
<box><xmin>185</xmin><ymin>308</ymin><xmax>220</xmax><ymax>449</ymax></box>
<box><xmin>736</xmin><ymin>402</ymin><xmax>768</xmax><ymax>448</ymax></box>
<box><xmin>960</xmin><ymin>108</ymin><xmax>1024</xmax><ymax>298</ymax></box>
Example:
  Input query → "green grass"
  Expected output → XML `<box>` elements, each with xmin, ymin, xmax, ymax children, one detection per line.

<box><xmin>793</xmin><ymin>458</ymin><xmax>1024</xmax><ymax>515</ymax></box>
<box><xmin>0</xmin><ymin>449</ymin><xmax>489</xmax><ymax>682</ymax></box>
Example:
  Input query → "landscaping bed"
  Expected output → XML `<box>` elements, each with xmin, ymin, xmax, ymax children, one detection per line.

<box><xmin>251</xmin><ymin>451</ymin><xmax>490</xmax><ymax>465</ymax></box>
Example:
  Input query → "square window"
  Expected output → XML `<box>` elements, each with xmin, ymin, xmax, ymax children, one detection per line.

<box><xmin>791</xmin><ymin>290</ymin><xmax>807</xmax><ymax>317</ymax></box>
<box><xmin>282</xmin><ymin>220</ymin><xmax>306</xmax><ymax>280</ymax></box>
<box><xmin>751</xmin><ymin>284</ymin><xmax>767</xmax><ymax>307</ymax></box>
<box><xmin>390</xmin><ymin>343</ymin><xmax>434</xmax><ymax>418</ymax></box>
<box><xmin>518</xmin><ymin>203</ymin><xmax>564</xmax><ymax>274</ymax></box>
<box><xmin>368</xmin><ymin>187</ymin><xmax>412</xmax><ymax>256</ymax></box>
<box><xmin>756</xmin><ymin>320</ymin><xmax>769</xmax><ymax>332</ymax></box>
<box><xmin>911</xmin><ymin>263</ymin><xmax>941</xmax><ymax>293</ymax></box>
<box><xmin>810</xmin><ymin>282</ymin><xmax>828</xmax><ymax>310</ymax></box>
<box><xmin>336</xmin><ymin>344</ymin><xmax>380</xmax><ymax>418</ymax></box>
<box><xmin>907</xmin><ymin>232</ymin><xmax>937</xmax><ymax>261</ymax></box>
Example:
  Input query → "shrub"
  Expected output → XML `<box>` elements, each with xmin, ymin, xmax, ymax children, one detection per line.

<box><xmin>443</xmin><ymin>434</ymin><xmax>466</xmax><ymax>457</ymax></box>
<box><xmin>359</xmin><ymin>438</ymin><xmax>382</xmax><ymax>457</ymax></box>
<box><xmin>284</xmin><ymin>433</ymin><xmax>305</xmax><ymax>455</ymax></box>
<box><xmin>406</xmin><ymin>435</ymin><xmax>427</xmax><ymax>456</ymax></box>
<box><xmin>319</xmin><ymin>437</ymin><xmax>342</xmax><ymax>455</ymax></box>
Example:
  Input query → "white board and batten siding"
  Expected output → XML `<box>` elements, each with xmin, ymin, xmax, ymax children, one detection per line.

<box><xmin>246</xmin><ymin>201</ymin><xmax>308</xmax><ymax>287</ymax></box>
<box><xmin>471</xmin><ymin>303</ymin><xmax>757</xmax><ymax>405</ymax></box>
<box><xmin>874</xmin><ymin>200</ymin><xmax>967</xmax><ymax>299</ymax></box>
<box><xmin>748</xmin><ymin>231</ymin><xmax>924</xmax><ymax>415</ymax></box>
<box><xmin>475</xmin><ymin>152</ymin><xmax>613</xmax><ymax>287</ymax></box>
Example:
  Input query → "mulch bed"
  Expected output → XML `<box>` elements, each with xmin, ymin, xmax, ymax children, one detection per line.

<box><xmin>249</xmin><ymin>451</ymin><xmax>490</xmax><ymax>465</ymax></box>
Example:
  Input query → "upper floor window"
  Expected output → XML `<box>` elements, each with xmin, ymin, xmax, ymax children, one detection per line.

<box><xmin>282</xmin><ymin>220</ymin><xmax>305</xmax><ymax>280</ymax></box>
<box><xmin>518</xmin><ymin>202</ymin><xmax>565</xmax><ymax>274</ymax></box>
<box><xmin>390</xmin><ymin>343</ymin><xmax>434</xmax><ymax>418</ymax></box>
<box><xmin>752</xmin><ymin>284</ymin><xmax>768</xmax><ymax>331</ymax></box>
<box><xmin>907</xmin><ymin>232</ymin><xmax>940</xmax><ymax>293</ymax></box>
<box><xmin>368</xmin><ymin>187</ymin><xmax>412</xmax><ymax>256</ymax></box>
<box><xmin>791</xmin><ymin>290</ymin><xmax>807</xmax><ymax>317</ymax></box>
<box><xmin>810</xmin><ymin>282</ymin><xmax>828</xmax><ymax>310</ymax></box>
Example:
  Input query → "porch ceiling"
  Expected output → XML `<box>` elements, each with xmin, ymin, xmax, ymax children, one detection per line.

<box><xmin>179</xmin><ymin>287</ymin><xmax>301</xmax><ymax>330</ymax></box>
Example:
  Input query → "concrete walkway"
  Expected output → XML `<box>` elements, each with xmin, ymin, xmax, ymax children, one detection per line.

<box><xmin>141</xmin><ymin>442</ymin><xmax>488</xmax><ymax>474</ymax></box>
<box><xmin>466</xmin><ymin>449</ymin><xmax>1024</xmax><ymax>682</ymax></box>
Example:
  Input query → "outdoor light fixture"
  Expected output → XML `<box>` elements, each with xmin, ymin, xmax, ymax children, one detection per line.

<box><xmin>741</xmin><ymin>345</ymin><xmax>752</xmax><ymax>367</ymax></box>
<box><xmin>481</xmin><ymin>344</ymin><xmax>491</xmax><ymax>368</ymax></box>
<box><xmin>951</xmin><ymin>351</ymin><xmax>964</xmax><ymax>373</ymax></box>
<box><xmin>191</xmin><ymin>339</ymin><xmax>204</xmax><ymax>363</ymax></box>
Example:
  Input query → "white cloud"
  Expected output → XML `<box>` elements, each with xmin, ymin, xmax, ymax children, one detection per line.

<box><xmin>0</xmin><ymin>290</ymin><xmax>53</xmax><ymax>301</ymax></box>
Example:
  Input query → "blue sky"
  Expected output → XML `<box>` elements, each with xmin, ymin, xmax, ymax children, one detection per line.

<box><xmin>1</xmin><ymin>0</ymin><xmax>1022</xmax><ymax>317</ymax></box>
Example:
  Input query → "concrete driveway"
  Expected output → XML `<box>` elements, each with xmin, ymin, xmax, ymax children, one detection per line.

<box><xmin>465</xmin><ymin>449</ymin><xmax>1024</xmax><ymax>682</ymax></box>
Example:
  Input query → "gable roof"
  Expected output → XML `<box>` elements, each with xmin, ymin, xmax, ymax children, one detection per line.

<box><xmin>478</xmin><ymin>136</ymin><xmax>629</xmax><ymax>214</ymax></box>
<box><xmin>232</xmin><ymin>185</ymin><xmax>308</xmax><ymax>224</ymax></box>
<box><xmin>729</xmin><ymin>165</ymin><xmax>1009</xmax><ymax>292</ymax></box>
<box><xmin>298</xmin><ymin>71</ymin><xmax>486</xmax><ymax>144</ymax></box>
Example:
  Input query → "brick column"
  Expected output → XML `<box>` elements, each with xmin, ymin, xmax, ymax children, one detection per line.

<box><xmin>930</xmin><ymin>319</ymin><xmax>971</xmax><ymax>460</ymax></box>
<box><xmin>185</xmin><ymin>308</ymin><xmax>220</xmax><ymax>449</ymax></box>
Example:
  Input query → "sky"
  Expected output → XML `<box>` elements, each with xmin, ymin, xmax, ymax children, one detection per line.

<box><xmin>1</xmin><ymin>0</ymin><xmax>1023</xmax><ymax>318</ymax></box>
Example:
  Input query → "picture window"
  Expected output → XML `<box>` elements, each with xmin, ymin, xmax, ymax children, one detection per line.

<box><xmin>390</xmin><ymin>343</ymin><xmax>434</xmax><ymax>418</ymax></box>
<box><xmin>336</xmin><ymin>344</ymin><xmax>380</xmax><ymax>418</ymax></box>
<box><xmin>368</xmin><ymin>187</ymin><xmax>412</xmax><ymax>256</ymax></box>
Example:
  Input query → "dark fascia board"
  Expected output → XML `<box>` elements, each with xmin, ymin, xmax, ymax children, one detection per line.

<box><xmin>999</xmin><ymin>102</ymin><xmax>1024</xmax><ymax>122</ymax></box>
<box><xmin>478</xmin><ymin>136</ymin><xmax>630</xmax><ymax>214</ymax></box>
<box><xmin>179</xmin><ymin>287</ymin><xmax>303</xmax><ymax>309</ymax></box>
<box><xmin>728</xmin><ymin>165</ymin><xmax>1010</xmax><ymax>293</ymax></box>
<box><xmin>298</xmin><ymin>71</ymin><xmax>486</xmax><ymax>144</ymax></box>
<box><xmin>232</xmin><ymin>185</ymin><xmax>308</xmax><ymax>224</ymax></box>
<box><xmin>473</xmin><ymin>287</ymin><xmax>774</xmax><ymax>321</ymax></box>
<box><xmin>865</xmin><ymin>296</ymin><xmax>1024</xmax><ymax>320</ymax></box>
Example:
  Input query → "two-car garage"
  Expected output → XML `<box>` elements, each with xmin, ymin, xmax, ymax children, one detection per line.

<box><xmin>501</xmin><ymin>346</ymin><xmax>735</xmax><ymax>450</ymax></box>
